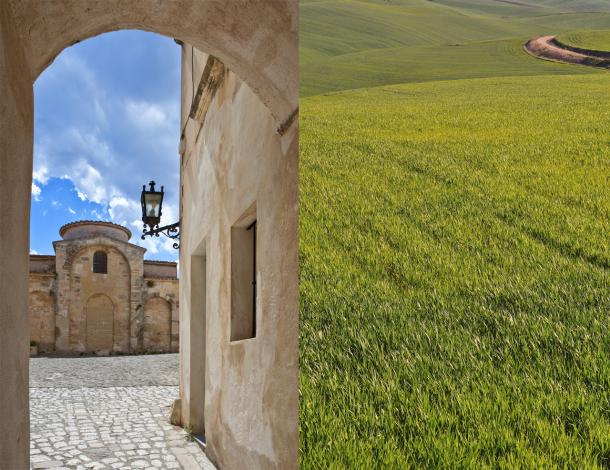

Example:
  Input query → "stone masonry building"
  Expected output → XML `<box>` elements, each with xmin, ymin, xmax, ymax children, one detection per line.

<box><xmin>29</xmin><ymin>220</ymin><xmax>179</xmax><ymax>354</ymax></box>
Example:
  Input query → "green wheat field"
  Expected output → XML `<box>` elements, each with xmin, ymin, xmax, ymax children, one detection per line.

<box><xmin>299</xmin><ymin>0</ymin><xmax>610</xmax><ymax>467</ymax></box>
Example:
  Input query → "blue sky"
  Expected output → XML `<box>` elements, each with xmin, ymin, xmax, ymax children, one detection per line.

<box><xmin>31</xmin><ymin>30</ymin><xmax>181</xmax><ymax>261</ymax></box>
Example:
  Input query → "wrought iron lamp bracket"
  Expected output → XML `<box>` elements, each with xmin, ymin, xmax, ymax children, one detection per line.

<box><xmin>142</xmin><ymin>221</ymin><xmax>180</xmax><ymax>249</ymax></box>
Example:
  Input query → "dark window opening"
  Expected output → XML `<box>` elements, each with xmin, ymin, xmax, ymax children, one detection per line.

<box><xmin>93</xmin><ymin>251</ymin><xmax>108</xmax><ymax>274</ymax></box>
<box><xmin>247</xmin><ymin>219</ymin><xmax>257</xmax><ymax>338</ymax></box>
<box><xmin>230</xmin><ymin>215</ymin><xmax>257</xmax><ymax>341</ymax></box>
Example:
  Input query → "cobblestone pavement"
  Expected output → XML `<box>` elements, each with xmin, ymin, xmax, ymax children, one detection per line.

<box><xmin>30</xmin><ymin>354</ymin><xmax>215</xmax><ymax>470</ymax></box>
<box><xmin>30</xmin><ymin>354</ymin><xmax>180</xmax><ymax>388</ymax></box>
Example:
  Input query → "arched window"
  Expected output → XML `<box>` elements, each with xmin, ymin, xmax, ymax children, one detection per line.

<box><xmin>92</xmin><ymin>251</ymin><xmax>108</xmax><ymax>274</ymax></box>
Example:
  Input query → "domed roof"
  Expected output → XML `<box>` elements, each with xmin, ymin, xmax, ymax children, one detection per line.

<box><xmin>59</xmin><ymin>220</ymin><xmax>132</xmax><ymax>242</ymax></box>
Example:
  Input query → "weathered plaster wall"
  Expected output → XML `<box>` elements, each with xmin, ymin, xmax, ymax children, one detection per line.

<box><xmin>179</xmin><ymin>47</ymin><xmax>298</xmax><ymax>469</ymax></box>
<box><xmin>0</xmin><ymin>0</ymin><xmax>33</xmax><ymax>465</ymax></box>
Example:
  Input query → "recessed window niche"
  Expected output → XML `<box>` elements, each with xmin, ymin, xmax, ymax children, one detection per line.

<box><xmin>230</xmin><ymin>205</ymin><xmax>257</xmax><ymax>341</ymax></box>
<box><xmin>92</xmin><ymin>251</ymin><xmax>108</xmax><ymax>274</ymax></box>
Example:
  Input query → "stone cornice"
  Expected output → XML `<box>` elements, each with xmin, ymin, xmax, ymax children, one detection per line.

<box><xmin>28</xmin><ymin>271</ymin><xmax>55</xmax><ymax>277</ymax></box>
<box><xmin>144</xmin><ymin>260</ymin><xmax>178</xmax><ymax>266</ymax></box>
<box><xmin>144</xmin><ymin>276</ymin><xmax>179</xmax><ymax>281</ymax></box>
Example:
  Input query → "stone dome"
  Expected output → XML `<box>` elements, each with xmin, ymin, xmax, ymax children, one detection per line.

<box><xmin>59</xmin><ymin>220</ymin><xmax>132</xmax><ymax>242</ymax></box>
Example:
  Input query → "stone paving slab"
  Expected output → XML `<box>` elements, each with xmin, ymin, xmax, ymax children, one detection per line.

<box><xmin>30</xmin><ymin>355</ymin><xmax>215</xmax><ymax>470</ymax></box>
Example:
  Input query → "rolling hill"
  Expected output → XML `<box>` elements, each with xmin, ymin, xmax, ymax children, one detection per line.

<box><xmin>299</xmin><ymin>1</ymin><xmax>610</xmax><ymax>467</ymax></box>
<box><xmin>300</xmin><ymin>0</ymin><xmax>610</xmax><ymax>95</ymax></box>
<box><xmin>557</xmin><ymin>29</ymin><xmax>610</xmax><ymax>50</ymax></box>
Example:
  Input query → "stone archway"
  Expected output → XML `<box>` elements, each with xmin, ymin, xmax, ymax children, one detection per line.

<box><xmin>10</xmin><ymin>0</ymin><xmax>297</xmax><ymax>124</ymax></box>
<box><xmin>0</xmin><ymin>1</ymin><xmax>298</xmax><ymax>468</ymax></box>
<box><xmin>85</xmin><ymin>294</ymin><xmax>115</xmax><ymax>353</ymax></box>
<box><xmin>143</xmin><ymin>297</ymin><xmax>172</xmax><ymax>352</ymax></box>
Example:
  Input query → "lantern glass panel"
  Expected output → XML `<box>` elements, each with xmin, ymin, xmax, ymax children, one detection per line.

<box><xmin>145</xmin><ymin>193</ymin><xmax>162</xmax><ymax>218</ymax></box>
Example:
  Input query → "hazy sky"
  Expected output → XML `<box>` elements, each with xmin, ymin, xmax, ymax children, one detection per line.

<box><xmin>31</xmin><ymin>30</ymin><xmax>181</xmax><ymax>262</ymax></box>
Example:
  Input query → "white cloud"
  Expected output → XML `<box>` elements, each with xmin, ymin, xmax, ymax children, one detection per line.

<box><xmin>67</xmin><ymin>128</ymin><xmax>114</xmax><ymax>164</ymax></box>
<box><xmin>68</xmin><ymin>207</ymin><xmax>76</xmax><ymax>215</ymax></box>
<box><xmin>108</xmin><ymin>196</ymin><xmax>141</xmax><ymax>227</ymax></box>
<box><xmin>90</xmin><ymin>209</ymin><xmax>105</xmax><ymax>220</ymax></box>
<box><xmin>30</xmin><ymin>249</ymin><xmax>38</xmax><ymax>255</ymax></box>
<box><xmin>33</xmin><ymin>144</ymin><xmax>50</xmax><ymax>186</ymax></box>
<box><xmin>69</xmin><ymin>160</ymin><xmax>108</xmax><ymax>204</ymax></box>
<box><xmin>126</xmin><ymin>100</ymin><xmax>168</xmax><ymax>129</ymax></box>
<box><xmin>32</xmin><ymin>183</ymin><xmax>42</xmax><ymax>201</ymax></box>
<box><xmin>32</xmin><ymin>164</ymin><xmax>49</xmax><ymax>185</ymax></box>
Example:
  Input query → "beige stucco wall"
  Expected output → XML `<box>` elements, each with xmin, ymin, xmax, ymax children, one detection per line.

<box><xmin>179</xmin><ymin>47</ymin><xmax>298</xmax><ymax>469</ymax></box>
<box><xmin>0</xmin><ymin>1</ymin><xmax>34</xmax><ymax>465</ymax></box>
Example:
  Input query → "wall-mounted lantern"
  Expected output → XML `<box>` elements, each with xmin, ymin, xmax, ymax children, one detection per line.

<box><xmin>140</xmin><ymin>180</ymin><xmax>180</xmax><ymax>249</ymax></box>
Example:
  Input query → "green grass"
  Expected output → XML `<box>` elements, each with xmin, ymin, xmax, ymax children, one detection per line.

<box><xmin>299</xmin><ymin>0</ymin><xmax>610</xmax><ymax>466</ymax></box>
<box><xmin>300</xmin><ymin>0</ymin><xmax>610</xmax><ymax>96</ymax></box>
<box><xmin>299</xmin><ymin>74</ymin><xmax>610</xmax><ymax>467</ymax></box>
<box><xmin>301</xmin><ymin>38</ymin><xmax>603</xmax><ymax>97</ymax></box>
<box><xmin>558</xmin><ymin>29</ymin><xmax>610</xmax><ymax>51</ymax></box>
<box><xmin>434</xmin><ymin>0</ymin><xmax>610</xmax><ymax>15</ymax></box>
<box><xmin>300</xmin><ymin>0</ymin><xmax>541</xmax><ymax>66</ymax></box>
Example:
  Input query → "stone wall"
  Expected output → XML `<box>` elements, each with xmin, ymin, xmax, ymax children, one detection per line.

<box><xmin>28</xmin><ymin>273</ymin><xmax>55</xmax><ymax>352</ymax></box>
<box><xmin>67</xmin><ymin>244</ymin><xmax>131</xmax><ymax>353</ymax></box>
<box><xmin>143</xmin><ymin>260</ymin><xmax>178</xmax><ymax>278</ymax></box>
<box><xmin>53</xmin><ymin>235</ymin><xmax>145</xmax><ymax>354</ymax></box>
<box><xmin>30</xmin><ymin>255</ymin><xmax>56</xmax><ymax>273</ymax></box>
<box><xmin>144</xmin><ymin>277</ymin><xmax>180</xmax><ymax>353</ymax></box>
<box><xmin>28</xmin><ymin>236</ymin><xmax>179</xmax><ymax>355</ymax></box>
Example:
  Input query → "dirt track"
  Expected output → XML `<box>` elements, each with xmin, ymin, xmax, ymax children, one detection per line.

<box><xmin>524</xmin><ymin>35</ymin><xmax>610</xmax><ymax>69</ymax></box>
